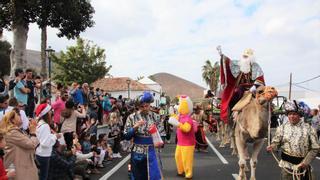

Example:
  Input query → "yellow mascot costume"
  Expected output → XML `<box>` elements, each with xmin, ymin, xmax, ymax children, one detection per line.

<box><xmin>168</xmin><ymin>95</ymin><xmax>196</xmax><ymax>179</ymax></box>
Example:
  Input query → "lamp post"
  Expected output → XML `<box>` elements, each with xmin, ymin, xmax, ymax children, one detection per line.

<box><xmin>45</xmin><ymin>46</ymin><xmax>55</xmax><ymax>97</ymax></box>
<box><xmin>126</xmin><ymin>79</ymin><xmax>131</xmax><ymax>99</ymax></box>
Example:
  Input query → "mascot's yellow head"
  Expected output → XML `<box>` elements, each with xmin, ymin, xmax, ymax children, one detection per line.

<box><xmin>177</xmin><ymin>95</ymin><xmax>193</xmax><ymax>115</ymax></box>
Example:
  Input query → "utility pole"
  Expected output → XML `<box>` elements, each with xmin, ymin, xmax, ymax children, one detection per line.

<box><xmin>289</xmin><ymin>73</ymin><xmax>292</xmax><ymax>100</ymax></box>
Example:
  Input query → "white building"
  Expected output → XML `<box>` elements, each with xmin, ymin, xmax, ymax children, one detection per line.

<box><xmin>92</xmin><ymin>77</ymin><xmax>161</xmax><ymax>107</ymax></box>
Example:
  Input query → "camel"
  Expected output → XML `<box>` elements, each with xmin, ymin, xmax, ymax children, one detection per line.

<box><xmin>232</xmin><ymin>86</ymin><xmax>278</xmax><ymax>180</ymax></box>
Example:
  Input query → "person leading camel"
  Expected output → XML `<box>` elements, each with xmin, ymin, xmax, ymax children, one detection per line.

<box><xmin>267</xmin><ymin>100</ymin><xmax>320</xmax><ymax>180</ymax></box>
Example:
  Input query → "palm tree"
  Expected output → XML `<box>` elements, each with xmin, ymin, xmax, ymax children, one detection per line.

<box><xmin>202</xmin><ymin>60</ymin><xmax>220</xmax><ymax>94</ymax></box>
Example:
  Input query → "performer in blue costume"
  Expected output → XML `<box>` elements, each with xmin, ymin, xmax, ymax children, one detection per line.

<box><xmin>124</xmin><ymin>91</ymin><xmax>162</xmax><ymax>180</ymax></box>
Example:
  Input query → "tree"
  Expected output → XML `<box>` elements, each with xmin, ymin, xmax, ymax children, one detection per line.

<box><xmin>202</xmin><ymin>60</ymin><xmax>220</xmax><ymax>94</ymax></box>
<box><xmin>52</xmin><ymin>38</ymin><xmax>111</xmax><ymax>86</ymax></box>
<box><xmin>0</xmin><ymin>40</ymin><xmax>11</xmax><ymax>76</ymax></box>
<box><xmin>0</xmin><ymin>0</ymin><xmax>95</xmax><ymax>77</ymax></box>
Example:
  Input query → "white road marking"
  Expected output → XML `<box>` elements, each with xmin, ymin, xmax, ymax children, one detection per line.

<box><xmin>316</xmin><ymin>157</ymin><xmax>320</xmax><ymax>160</ymax></box>
<box><xmin>232</xmin><ymin>173</ymin><xmax>238</xmax><ymax>179</ymax></box>
<box><xmin>99</xmin><ymin>154</ymin><xmax>131</xmax><ymax>180</ymax></box>
<box><xmin>205</xmin><ymin>136</ymin><xmax>229</xmax><ymax>164</ymax></box>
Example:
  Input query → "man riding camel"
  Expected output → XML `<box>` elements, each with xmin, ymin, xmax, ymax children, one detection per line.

<box><xmin>219</xmin><ymin>48</ymin><xmax>265</xmax><ymax>124</ymax></box>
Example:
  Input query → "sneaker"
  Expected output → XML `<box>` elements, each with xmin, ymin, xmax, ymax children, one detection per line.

<box><xmin>97</xmin><ymin>164</ymin><xmax>104</xmax><ymax>168</ymax></box>
<box><xmin>112</xmin><ymin>153</ymin><xmax>121</xmax><ymax>158</ymax></box>
<box><xmin>116</xmin><ymin>153</ymin><xmax>122</xmax><ymax>158</ymax></box>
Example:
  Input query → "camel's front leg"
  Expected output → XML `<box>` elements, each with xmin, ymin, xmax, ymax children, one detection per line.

<box><xmin>250</xmin><ymin>139</ymin><xmax>264</xmax><ymax>180</ymax></box>
<box><xmin>219</xmin><ymin>123</ymin><xmax>226</xmax><ymax>147</ymax></box>
<box><xmin>225</xmin><ymin>123</ymin><xmax>231</xmax><ymax>144</ymax></box>
<box><xmin>216</xmin><ymin>121</ymin><xmax>221</xmax><ymax>141</ymax></box>
<box><xmin>230</xmin><ymin>126</ymin><xmax>238</xmax><ymax>155</ymax></box>
<box><xmin>235</xmin><ymin>135</ymin><xmax>247</xmax><ymax>180</ymax></box>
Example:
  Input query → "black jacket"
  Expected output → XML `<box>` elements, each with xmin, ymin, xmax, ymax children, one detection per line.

<box><xmin>47</xmin><ymin>149</ymin><xmax>76</xmax><ymax>180</ymax></box>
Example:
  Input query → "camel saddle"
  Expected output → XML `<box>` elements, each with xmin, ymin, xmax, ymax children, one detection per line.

<box><xmin>232</xmin><ymin>91</ymin><xmax>252</xmax><ymax>111</ymax></box>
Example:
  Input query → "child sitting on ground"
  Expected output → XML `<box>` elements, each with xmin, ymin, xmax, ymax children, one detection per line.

<box><xmin>97</xmin><ymin>133</ymin><xmax>114</xmax><ymax>161</ymax></box>
<box><xmin>81</xmin><ymin>134</ymin><xmax>100</xmax><ymax>174</ymax></box>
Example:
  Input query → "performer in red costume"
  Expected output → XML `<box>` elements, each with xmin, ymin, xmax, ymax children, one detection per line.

<box><xmin>219</xmin><ymin>48</ymin><xmax>265</xmax><ymax>124</ymax></box>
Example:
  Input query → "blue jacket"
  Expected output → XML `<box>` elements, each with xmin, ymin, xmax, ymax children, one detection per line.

<box><xmin>71</xmin><ymin>88</ymin><xmax>84</xmax><ymax>105</ymax></box>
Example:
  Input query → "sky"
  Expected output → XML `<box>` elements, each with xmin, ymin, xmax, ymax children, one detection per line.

<box><xmin>3</xmin><ymin>0</ymin><xmax>320</xmax><ymax>95</ymax></box>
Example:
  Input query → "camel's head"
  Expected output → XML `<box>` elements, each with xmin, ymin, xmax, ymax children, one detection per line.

<box><xmin>255</xmin><ymin>86</ymin><xmax>278</xmax><ymax>105</ymax></box>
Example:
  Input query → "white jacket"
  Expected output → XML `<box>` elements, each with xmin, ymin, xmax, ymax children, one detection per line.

<box><xmin>36</xmin><ymin>120</ymin><xmax>57</xmax><ymax>157</ymax></box>
<box><xmin>75</xmin><ymin>151</ymin><xmax>93</xmax><ymax>163</ymax></box>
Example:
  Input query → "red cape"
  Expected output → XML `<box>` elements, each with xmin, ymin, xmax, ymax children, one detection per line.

<box><xmin>219</xmin><ymin>55</ymin><xmax>265</xmax><ymax>124</ymax></box>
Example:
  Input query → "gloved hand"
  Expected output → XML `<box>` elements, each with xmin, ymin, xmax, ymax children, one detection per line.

<box><xmin>292</xmin><ymin>163</ymin><xmax>307</xmax><ymax>171</ymax></box>
<box><xmin>168</xmin><ymin>117</ymin><xmax>180</xmax><ymax>127</ymax></box>
<box><xmin>249</xmin><ymin>85</ymin><xmax>256</xmax><ymax>93</ymax></box>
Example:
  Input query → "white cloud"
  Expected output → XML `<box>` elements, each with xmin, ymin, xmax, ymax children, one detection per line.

<box><xmin>3</xmin><ymin>0</ymin><xmax>320</xmax><ymax>93</ymax></box>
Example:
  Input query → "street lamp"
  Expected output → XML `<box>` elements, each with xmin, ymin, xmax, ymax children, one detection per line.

<box><xmin>45</xmin><ymin>46</ymin><xmax>55</xmax><ymax>97</ymax></box>
<box><xmin>126</xmin><ymin>79</ymin><xmax>131</xmax><ymax>99</ymax></box>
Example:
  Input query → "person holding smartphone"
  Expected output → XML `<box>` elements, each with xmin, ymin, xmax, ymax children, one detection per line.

<box><xmin>60</xmin><ymin>100</ymin><xmax>86</xmax><ymax>150</ymax></box>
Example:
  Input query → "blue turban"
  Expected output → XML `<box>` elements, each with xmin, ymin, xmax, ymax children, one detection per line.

<box><xmin>139</xmin><ymin>91</ymin><xmax>154</xmax><ymax>104</ymax></box>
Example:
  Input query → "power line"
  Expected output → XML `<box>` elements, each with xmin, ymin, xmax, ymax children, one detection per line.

<box><xmin>294</xmin><ymin>75</ymin><xmax>320</xmax><ymax>85</ymax></box>
<box><xmin>274</xmin><ymin>74</ymin><xmax>320</xmax><ymax>88</ymax></box>
<box><xmin>292</xmin><ymin>84</ymin><xmax>318</xmax><ymax>92</ymax></box>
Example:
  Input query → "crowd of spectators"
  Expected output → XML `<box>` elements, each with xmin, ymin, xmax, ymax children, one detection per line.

<box><xmin>1</xmin><ymin>68</ymin><xmax>318</xmax><ymax>180</ymax></box>
<box><xmin>0</xmin><ymin>68</ymin><xmax>171</xmax><ymax>180</ymax></box>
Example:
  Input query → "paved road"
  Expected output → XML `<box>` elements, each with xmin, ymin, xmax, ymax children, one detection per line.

<box><xmin>94</xmin><ymin>134</ymin><xmax>320</xmax><ymax>180</ymax></box>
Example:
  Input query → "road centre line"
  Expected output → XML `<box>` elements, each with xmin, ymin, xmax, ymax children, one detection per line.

<box><xmin>101</xmin><ymin>136</ymin><xmax>229</xmax><ymax>179</ymax></box>
<box><xmin>99</xmin><ymin>154</ymin><xmax>131</xmax><ymax>180</ymax></box>
<box><xmin>205</xmin><ymin>136</ymin><xmax>229</xmax><ymax>164</ymax></box>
